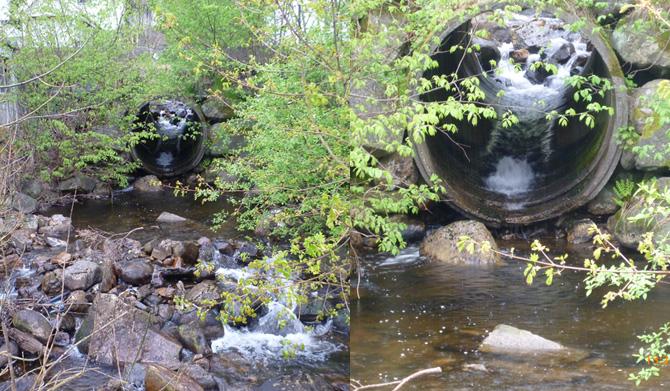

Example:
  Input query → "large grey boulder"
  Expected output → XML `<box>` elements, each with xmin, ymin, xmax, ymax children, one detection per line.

<box><xmin>11</xmin><ymin>193</ymin><xmax>37</xmax><ymax>214</ymax></box>
<box><xmin>626</xmin><ymin>80</ymin><xmax>670</xmax><ymax>170</ymax></box>
<box><xmin>63</xmin><ymin>260</ymin><xmax>102</xmax><ymax>291</ymax></box>
<box><xmin>13</xmin><ymin>309</ymin><xmax>53</xmax><ymax>343</ymax></box>
<box><xmin>608</xmin><ymin>177</ymin><xmax>670</xmax><ymax>248</ymax></box>
<box><xmin>85</xmin><ymin>293</ymin><xmax>182</xmax><ymax>366</ymax></box>
<box><xmin>419</xmin><ymin>220</ymin><xmax>501</xmax><ymax>265</ymax></box>
<box><xmin>612</xmin><ymin>11</ymin><xmax>670</xmax><ymax>75</ymax></box>
<box><xmin>58</xmin><ymin>175</ymin><xmax>97</xmax><ymax>193</ymax></box>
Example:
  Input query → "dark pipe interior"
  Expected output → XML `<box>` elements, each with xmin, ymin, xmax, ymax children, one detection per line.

<box><xmin>414</xmin><ymin>9</ymin><xmax>624</xmax><ymax>225</ymax></box>
<box><xmin>132</xmin><ymin>100</ymin><xmax>206</xmax><ymax>177</ymax></box>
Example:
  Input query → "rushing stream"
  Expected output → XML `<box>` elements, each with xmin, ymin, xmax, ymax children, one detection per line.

<box><xmin>37</xmin><ymin>190</ymin><xmax>349</xmax><ymax>390</ymax></box>
<box><xmin>351</xmin><ymin>239</ymin><xmax>670</xmax><ymax>390</ymax></box>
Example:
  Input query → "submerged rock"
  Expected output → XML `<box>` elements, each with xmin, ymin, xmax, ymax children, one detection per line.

<box><xmin>157</xmin><ymin>212</ymin><xmax>187</xmax><ymax>223</ymax></box>
<box><xmin>419</xmin><ymin>220</ymin><xmax>501</xmax><ymax>265</ymax></box>
<box><xmin>480</xmin><ymin>324</ymin><xmax>564</xmax><ymax>353</ymax></box>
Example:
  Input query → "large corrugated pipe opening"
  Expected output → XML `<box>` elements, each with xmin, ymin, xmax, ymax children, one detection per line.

<box><xmin>413</xmin><ymin>5</ymin><xmax>628</xmax><ymax>225</ymax></box>
<box><xmin>131</xmin><ymin>99</ymin><xmax>207</xmax><ymax>177</ymax></box>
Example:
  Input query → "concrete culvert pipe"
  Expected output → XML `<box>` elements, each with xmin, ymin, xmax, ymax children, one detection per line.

<box><xmin>131</xmin><ymin>99</ymin><xmax>207</xmax><ymax>177</ymax></box>
<box><xmin>413</xmin><ymin>5</ymin><xmax>628</xmax><ymax>225</ymax></box>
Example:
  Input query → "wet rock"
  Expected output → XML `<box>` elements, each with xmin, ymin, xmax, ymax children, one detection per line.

<box><xmin>66</xmin><ymin>290</ymin><xmax>89</xmax><ymax>313</ymax></box>
<box><xmin>51</xmin><ymin>251</ymin><xmax>72</xmax><ymax>266</ymax></box>
<box><xmin>11</xmin><ymin>193</ymin><xmax>37</xmax><ymax>214</ymax></box>
<box><xmin>613</xmin><ymin>10</ymin><xmax>670</xmax><ymax>75</ymax></box>
<box><xmin>628</xmin><ymin>80</ymin><xmax>670</xmax><ymax>170</ymax></box>
<box><xmin>525</xmin><ymin>63</ymin><xmax>552</xmax><ymax>84</ymax></box>
<box><xmin>8</xmin><ymin>328</ymin><xmax>44</xmax><ymax>356</ymax></box>
<box><xmin>234</xmin><ymin>242</ymin><xmax>259</xmax><ymax>263</ymax></box>
<box><xmin>100</xmin><ymin>259</ymin><xmax>117</xmax><ymax>293</ymax></box>
<box><xmin>63</xmin><ymin>260</ymin><xmax>102</xmax><ymax>291</ymax></box>
<box><xmin>86</xmin><ymin>293</ymin><xmax>182</xmax><ymax>366</ymax></box>
<box><xmin>53</xmin><ymin>330</ymin><xmax>70</xmax><ymax>346</ymax></box>
<box><xmin>46</xmin><ymin>236</ymin><xmax>68</xmax><ymax>248</ymax></box>
<box><xmin>151</xmin><ymin>239</ymin><xmax>174</xmax><ymax>261</ymax></box>
<box><xmin>177</xmin><ymin>310</ymin><xmax>225</xmax><ymax>341</ymax></box>
<box><xmin>13</xmin><ymin>309</ymin><xmax>53</xmax><ymax>343</ymax></box>
<box><xmin>74</xmin><ymin>311</ymin><xmax>94</xmax><ymax>354</ymax></box>
<box><xmin>58</xmin><ymin>175</ymin><xmax>97</xmax><ymax>193</ymax></box>
<box><xmin>511</xmin><ymin>48</ymin><xmax>529</xmax><ymax>63</ymax></box>
<box><xmin>10</xmin><ymin>229</ymin><xmax>33</xmax><ymax>251</ymax></box>
<box><xmin>0</xmin><ymin>341</ymin><xmax>18</xmax><ymax>367</ymax></box>
<box><xmin>257</xmin><ymin>302</ymin><xmax>304</xmax><ymax>336</ymax></box>
<box><xmin>182</xmin><ymin>363</ymin><xmax>217</xmax><ymax>390</ymax></box>
<box><xmin>117</xmin><ymin>258</ymin><xmax>154</xmax><ymax>285</ymax></box>
<box><xmin>41</xmin><ymin>270</ymin><xmax>63</xmax><ymax>296</ymax></box>
<box><xmin>58</xmin><ymin>313</ymin><xmax>77</xmax><ymax>332</ymax></box>
<box><xmin>145</xmin><ymin>364</ymin><xmax>204</xmax><ymax>391</ymax></box>
<box><xmin>173</xmin><ymin>241</ymin><xmax>200</xmax><ymax>264</ymax></box>
<box><xmin>609</xmin><ymin>177</ymin><xmax>670</xmax><ymax>248</ymax></box>
<box><xmin>177</xmin><ymin>323</ymin><xmax>211</xmax><ymax>355</ymax></box>
<box><xmin>134</xmin><ymin>175</ymin><xmax>163</xmax><ymax>192</ymax></box>
<box><xmin>157</xmin><ymin>212</ymin><xmax>187</xmax><ymax>223</ymax></box>
<box><xmin>587</xmin><ymin>186</ymin><xmax>618</xmax><ymax>216</ymax></box>
<box><xmin>566</xmin><ymin>218</ymin><xmax>596</xmax><ymax>244</ymax></box>
<box><xmin>185</xmin><ymin>280</ymin><xmax>219</xmax><ymax>304</ymax></box>
<box><xmin>548</xmin><ymin>41</ymin><xmax>575</xmax><ymax>64</ymax></box>
<box><xmin>39</xmin><ymin>214</ymin><xmax>72</xmax><ymax>239</ymax></box>
<box><xmin>204</xmin><ymin>167</ymin><xmax>239</xmax><ymax>185</ymax></box>
<box><xmin>480</xmin><ymin>324</ymin><xmax>564</xmax><ymax>353</ymax></box>
<box><xmin>463</xmin><ymin>363</ymin><xmax>488</xmax><ymax>372</ymax></box>
<box><xmin>419</xmin><ymin>220</ymin><xmax>501</xmax><ymax>265</ymax></box>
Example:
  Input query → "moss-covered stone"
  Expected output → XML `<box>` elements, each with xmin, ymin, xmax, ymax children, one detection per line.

<box><xmin>629</xmin><ymin>80</ymin><xmax>670</xmax><ymax>170</ymax></box>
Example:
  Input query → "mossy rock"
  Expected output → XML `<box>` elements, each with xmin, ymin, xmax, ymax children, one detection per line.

<box><xmin>608</xmin><ymin>177</ymin><xmax>670</xmax><ymax>248</ymax></box>
<box><xmin>629</xmin><ymin>80</ymin><xmax>670</xmax><ymax>170</ymax></box>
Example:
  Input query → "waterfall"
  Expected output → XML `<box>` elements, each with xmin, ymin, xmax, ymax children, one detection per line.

<box><xmin>482</xmin><ymin>12</ymin><xmax>591</xmax><ymax>198</ymax></box>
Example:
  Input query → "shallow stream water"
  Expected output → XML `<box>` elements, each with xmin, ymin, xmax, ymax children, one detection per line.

<box><xmin>351</xmin><ymin>238</ymin><xmax>670</xmax><ymax>390</ymax></box>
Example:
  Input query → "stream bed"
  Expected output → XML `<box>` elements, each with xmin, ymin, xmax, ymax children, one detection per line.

<box><xmin>351</xmin><ymin>239</ymin><xmax>670</xmax><ymax>390</ymax></box>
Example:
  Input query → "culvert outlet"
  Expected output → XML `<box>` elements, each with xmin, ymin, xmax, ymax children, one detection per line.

<box><xmin>131</xmin><ymin>99</ymin><xmax>207</xmax><ymax>177</ymax></box>
<box><xmin>413</xmin><ymin>5</ymin><xmax>627</xmax><ymax>225</ymax></box>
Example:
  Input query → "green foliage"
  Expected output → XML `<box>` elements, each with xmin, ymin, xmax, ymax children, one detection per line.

<box><xmin>613</xmin><ymin>178</ymin><xmax>637</xmax><ymax>206</ymax></box>
<box><xmin>5</xmin><ymin>0</ymin><xmax>183</xmax><ymax>185</ymax></box>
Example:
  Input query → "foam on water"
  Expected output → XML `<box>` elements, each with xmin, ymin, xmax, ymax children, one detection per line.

<box><xmin>211</xmin><ymin>320</ymin><xmax>339</xmax><ymax>363</ymax></box>
<box><xmin>378</xmin><ymin>247</ymin><xmax>422</xmax><ymax>267</ymax></box>
<box><xmin>485</xmin><ymin>156</ymin><xmax>535</xmax><ymax>196</ymax></box>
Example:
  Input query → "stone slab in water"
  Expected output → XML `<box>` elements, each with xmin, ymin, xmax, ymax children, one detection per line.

<box><xmin>480</xmin><ymin>324</ymin><xmax>564</xmax><ymax>353</ymax></box>
<box><xmin>157</xmin><ymin>212</ymin><xmax>187</xmax><ymax>223</ymax></box>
